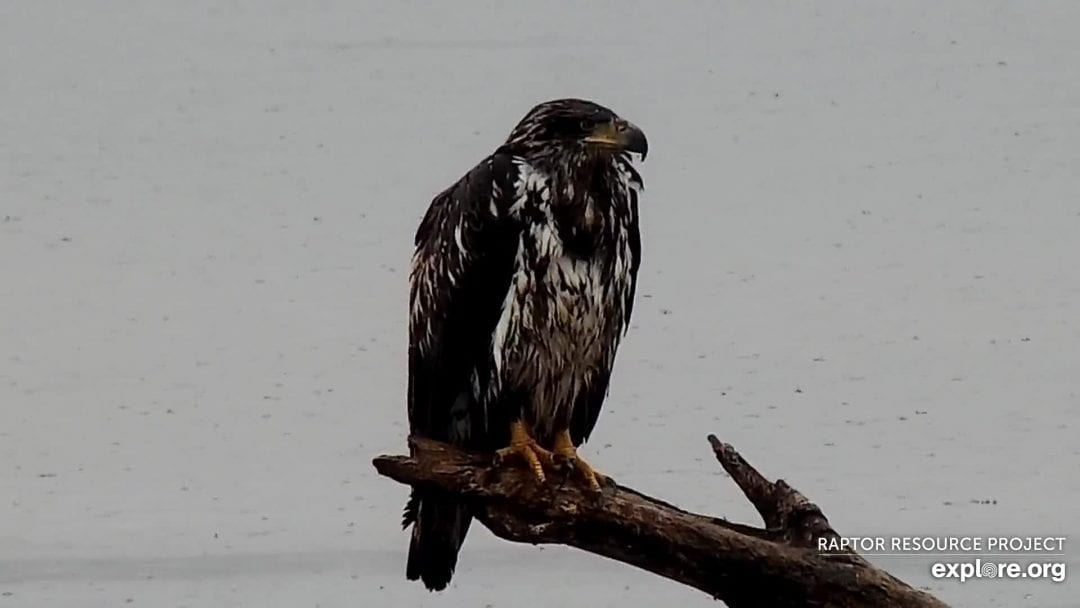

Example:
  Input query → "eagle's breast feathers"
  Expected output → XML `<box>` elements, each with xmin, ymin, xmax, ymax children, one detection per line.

<box><xmin>488</xmin><ymin>157</ymin><xmax>640</xmax><ymax>438</ymax></box>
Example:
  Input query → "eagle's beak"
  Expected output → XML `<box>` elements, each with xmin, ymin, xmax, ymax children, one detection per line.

<box><xmin>585</xmin><ymin>119</ymin><xmax>648</xmax><ymax>160</ymax></box>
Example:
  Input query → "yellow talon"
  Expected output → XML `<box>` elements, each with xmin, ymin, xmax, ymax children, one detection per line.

<box><xmin>553</xmin><ymin>429</ymin><xmax>607</xmax><ymax>491</ymax></box>
<box><xmin>495</xmin><ymin>420</ymin><xmax>554</xmax><ymax>483</ymax></box>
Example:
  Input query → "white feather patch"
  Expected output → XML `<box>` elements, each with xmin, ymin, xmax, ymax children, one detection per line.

<box><xmin>477</xmin><ymin>157</ymin><xmax>637</xmax><ymax>439</ymax></box>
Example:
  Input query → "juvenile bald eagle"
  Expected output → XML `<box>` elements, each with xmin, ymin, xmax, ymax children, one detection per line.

<box><xmin>403</xmin><ymin>98</ymin><xmax>647</xmax><ymax>591</ymax></box>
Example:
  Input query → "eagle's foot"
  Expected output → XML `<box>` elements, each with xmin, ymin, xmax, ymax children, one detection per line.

<box><xmin>552</xmin><ymin>430</ymin><xmax>607</xmax><ymax>493</ymax></box>
<box><xmin>494</xmin><ymin>420</ymin><xmax>554</xmax><ymax>484</ymax></box>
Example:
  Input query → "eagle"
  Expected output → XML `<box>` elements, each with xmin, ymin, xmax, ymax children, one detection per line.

<box><xmin>403</xmin><ymin>98</ymin><xmax>648</xmax><ymax>591</ymax></box>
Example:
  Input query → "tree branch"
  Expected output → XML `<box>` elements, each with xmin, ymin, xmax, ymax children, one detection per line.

<box><xmin>373</xmin><ymin>435</ymin><xmax>948</xmax><ymax>608</ymax></box>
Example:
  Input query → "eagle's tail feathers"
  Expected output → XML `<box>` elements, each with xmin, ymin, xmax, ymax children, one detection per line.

<box><xmin>405</xmin><ymin>489</ymin><xmax>472</xmax><ymax>591</ymax></box>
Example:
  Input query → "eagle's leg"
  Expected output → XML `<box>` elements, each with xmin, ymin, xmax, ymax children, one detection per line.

<box><xmin>552</xmin><ymin>429</ymin><xmax>607</xmax><ymax>492</ymax></box>
<box><xmin>494</xmin><ymin>420</ymin><xmax>555</xmax><ymax>483</ymax></box>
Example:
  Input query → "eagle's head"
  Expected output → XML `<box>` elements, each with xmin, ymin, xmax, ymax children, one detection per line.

<box><xmin>504</xmin><ymin>98</ymin><xmax>648</xmax><ymax>161</ymax></box>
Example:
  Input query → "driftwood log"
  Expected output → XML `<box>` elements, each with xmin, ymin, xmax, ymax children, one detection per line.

<box><xmin>373</xmin><ymin>435</ymin><xmax>948</xmax><ymax>608</ymax></box>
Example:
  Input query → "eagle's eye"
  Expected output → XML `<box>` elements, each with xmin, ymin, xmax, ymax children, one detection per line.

<box><xmin>578</xmin><ymin>118</ymin><xmax>594</xmax><ymax>132</ymax></box>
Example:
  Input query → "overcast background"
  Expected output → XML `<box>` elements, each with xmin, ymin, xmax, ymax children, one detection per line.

<box><xmin>2</xmin><ymin>2</ymin><xmax>1077</xmax><ymax>606</ymax></box>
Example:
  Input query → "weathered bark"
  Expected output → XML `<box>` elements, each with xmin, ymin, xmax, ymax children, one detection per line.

<box><xmin>373</xmin><ymin>435</ymin><xmax>948</xmax><ymax>608</ymax></box>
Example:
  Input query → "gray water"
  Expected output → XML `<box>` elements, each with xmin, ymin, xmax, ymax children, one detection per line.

<box><xmin>2</xmin><ymin>2</ymin><xmax>1077</xmax><ymax>606</ymax></box>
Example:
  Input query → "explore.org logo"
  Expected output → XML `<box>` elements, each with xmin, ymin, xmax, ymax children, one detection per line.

<box><xmin>816</xmin><ymin>535</ymin><xmax>1068</xmax><ymax>584</ymax></box>
<box><xmin>930</xmin><ymin>559</ymin><xmax>1066</xmax><ymax>583</ymax></box>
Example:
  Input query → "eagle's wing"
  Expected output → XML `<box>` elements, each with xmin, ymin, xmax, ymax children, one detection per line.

<box><xmin>404</xmin><ymin>152</ymin><xmax>521</xmax><ymax>590</ymax></box>
<box><xmin>407</xmin><ymin>152</ymin><xmax>520</xmax><ymax>448</ymax></box>
<box><xmin>569</xmin><ymin>174</ymin><xmax>642</xmax><ymax>446</ymax></box>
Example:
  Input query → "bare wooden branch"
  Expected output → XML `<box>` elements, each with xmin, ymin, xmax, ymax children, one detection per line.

<box><xmin>706</xmin><ymin>434</ymin><xmax>868</xmax><ymax>566</ymax></box>
<box><xmin>373</xmin><ymin>435</ymin><xmax>948</xmax><ymax>608</ymax></box>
